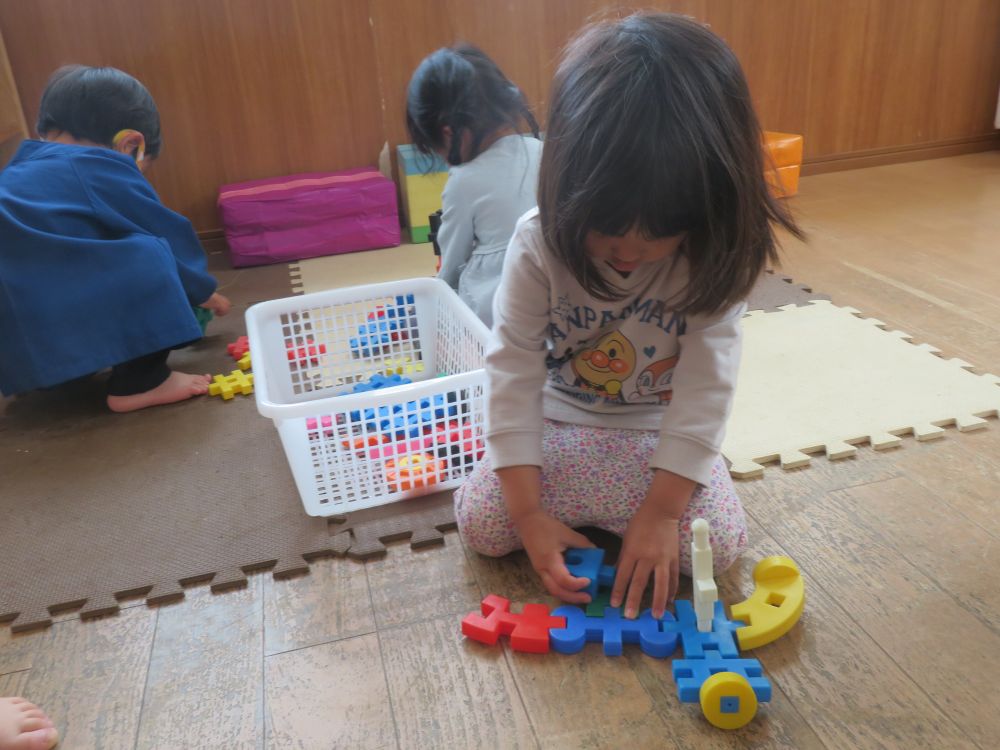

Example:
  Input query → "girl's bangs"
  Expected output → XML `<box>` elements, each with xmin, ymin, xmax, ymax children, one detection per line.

<box><xmin>584</xmin><ymin>157</ymin><xmax>704</xmax><ymax>239</ymax></box>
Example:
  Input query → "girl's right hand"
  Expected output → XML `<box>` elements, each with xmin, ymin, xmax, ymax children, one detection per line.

<box><xmin>513</xmin><ymin>509</ymin><xmax>595</xmax><ymax>603</ymax></box>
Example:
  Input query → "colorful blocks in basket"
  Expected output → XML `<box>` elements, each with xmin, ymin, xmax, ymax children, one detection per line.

<box><xmin>227</xmin><ymin>335</ymin><xmax>250</xmax><ymax>360</ymax></box>
<box><xmin>384</xmin><ymin>452</ymin><xmax>447</xmax><ymax>492</ymax></box>
<box><xmin>431</xmin><ymin>420</ymin><xmax>485</xmax><ymax>466</ymax></box>
<box><xmin>343</xmin><ymin>433</ymin><xmax>387</xmax><ymax>452</ymax></box>
<box><xmin>672</xmin><ymin>651</ymin><xmax>771</xmax><ymax>703</ymax></box>
<box><xmin>384</xmin><ymin>356</ymin><xmax>424</xmax><ymax>376</ymax></box>
<box><xmin>208</xmin><ymin>370</ymin><xmax>254</xmax><ymax>400</ymax></box>
<box><xmin>286</xmin><ymin>338</ymin><xmax>327</xmax><ymax>365</ymax></box>
<box><xmin>564</xmin><ymin>548</ymin><xmax>617</xmax><ymax>600</ymax></box>
<box><xmin>367</xmin><ymin>436</ymin><xmax>433</xmax><ymax>460</ymax></box>
<box><xmin>351</xmin><ymin>373</ymin><xmax>411</xmax><ymax>393</ymax></box>
<box><xmin>550</xmin><ymin>605</ymin><xmax>678</xmax><ymax>658</ymax></box>
<box><xmin>306</xmin><ymin>414</ymin><xmax>335</xmax><ymax>438</ymax></box>
<box><xmin>461</xmin><ymin>594</ymin><xmax>565</xmax><ymax>654</ymax></box>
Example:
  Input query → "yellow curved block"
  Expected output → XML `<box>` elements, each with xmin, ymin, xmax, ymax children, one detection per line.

<box><xmin>729</xmin><ymin>556</ymin><xmax>804</xmax><ymax>650</ymax></box>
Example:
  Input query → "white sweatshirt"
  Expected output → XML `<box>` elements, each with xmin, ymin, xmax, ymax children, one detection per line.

<box><xmin>486</xmin><ymin>209</ymin><xmax>745</xmax><ymax>487</ymax></box>
<box><xmin>436</xmin><ymin>134</ymin><xmax>542</xmax><ymax>327</ymax></box>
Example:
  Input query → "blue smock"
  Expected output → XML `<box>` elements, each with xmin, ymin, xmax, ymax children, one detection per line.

<box><xmin>0</xmin><ymin>140</ymin><xmax>216</xmax><ymax>395</ymax></box>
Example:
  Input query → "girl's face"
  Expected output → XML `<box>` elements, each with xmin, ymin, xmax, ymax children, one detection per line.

<box><xmin>585</xmin><ymin>229</ymin><xmax>686</xmax><ymax>274</ymax></box>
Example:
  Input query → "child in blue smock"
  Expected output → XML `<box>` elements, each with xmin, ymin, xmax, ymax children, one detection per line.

<box><xmin>0</xmin><ymin>66</ymin><xmax>230</xmax><ymax>412</ymax></box>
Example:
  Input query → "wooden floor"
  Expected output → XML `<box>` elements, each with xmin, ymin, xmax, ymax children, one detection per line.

<box><xmin>3</xmin><ymin>152</ymin><xmax>999</xmax><ymax>749</ymax></box>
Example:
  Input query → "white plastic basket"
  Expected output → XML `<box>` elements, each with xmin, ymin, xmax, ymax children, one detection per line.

<box><xmin>246</xmin><ymin>278</ymin><xmax>492</xmax><ymax>516</ymax></box>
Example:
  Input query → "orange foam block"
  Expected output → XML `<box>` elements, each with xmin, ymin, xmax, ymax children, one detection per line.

<box><xmin>763</xmin><ymin>132</ymin><xmax>803</xmax><ymax>198</ymax></box>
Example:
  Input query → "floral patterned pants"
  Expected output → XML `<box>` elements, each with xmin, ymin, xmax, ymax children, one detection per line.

<box><xmin>455</xmin><ymin>419</ymin><xmax>749</xmax><ymax>575</ymax></box>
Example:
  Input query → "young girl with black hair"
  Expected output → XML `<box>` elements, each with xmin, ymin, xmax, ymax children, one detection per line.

<box><xmin>0</xmin><ymin>65</ymin><xmax>230</xmax><ymax>412</ymax></box>
<box><xmin>455</xmin><ymin>13</ymin><xmax>803</xmax><ymax>620</ymax></box>
<box><xmin>406</xmin><ymin>45</ymin><xmax>542</xmax><ymax>327</ymax></box>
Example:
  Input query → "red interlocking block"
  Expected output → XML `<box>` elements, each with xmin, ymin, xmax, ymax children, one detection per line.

<box><xmin>227</xmin><ymin>335</ymin><xmax>250</xmax><ymax>361</ymax></box>
<box><xmin>461</xmin><ymin>594</ymin><xmax>565</xmax><ymax>654</ymax></box>
<box><xmin>285</xmin><ymin>338</ymin><xmax>327</xmax><ymax>365</ymax></box>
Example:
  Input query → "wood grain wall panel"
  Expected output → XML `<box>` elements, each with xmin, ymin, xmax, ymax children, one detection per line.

<box><xmin>369</xmin><ymin>0</ymin><xmax>616</xmax><ymax>156</ymax></box>
<box><xmin>803</xmin><ymin>0</ymin><xmax>873</xmax><ymax>157</ymax></box>
<box><xmin>0</xmin><ymin>26</ymin><xmax>27</xmax><ymax>167</ymax></box>
<box><xmin>701</xmin><ymin>0</ymin><xmax>814</xmax><ymax>138</ymax></box>
<box><xmin>854</xmin><ymin>0</ymin><xmax>945</xmax><ymax>150</ymax></box>
<box><xmin>930</xmin><ymin>0</ymin><xmax>1000</xmax><ymax>141</ymax></box>
<box><xmin>0</xmin><ymin>0</ymin><xmax>385</xmax><ymax>231</ymax></box>
<box><xmin>1</xmin><ymin>1</ymin><xmax>997</xmax><ymax>232</ymax></box>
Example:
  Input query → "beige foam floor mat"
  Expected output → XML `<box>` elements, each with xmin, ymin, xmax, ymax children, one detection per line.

<box><xmin>723</xmin><ymin>300</ymin><xmax>1000</xmax><ymax>478</ymax></box>
<box><xmin>291</xmin><ymin>243</ymin><xmax>437</xmax><ymax>294</ymax></box>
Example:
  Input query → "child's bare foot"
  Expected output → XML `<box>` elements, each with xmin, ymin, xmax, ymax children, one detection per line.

<box><xmin>107</xmin><ymin>371</ymin><xmax>212</xmax><ymax>413</ymax></box>
<box><xmin>0</xmin><ymin>697</ymin><xmax>58</xmax><ymax>750</ymax></box>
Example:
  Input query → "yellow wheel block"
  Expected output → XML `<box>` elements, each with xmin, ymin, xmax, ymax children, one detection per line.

<box><xmin>699</xmin><ymin>672</ymin><xmax>758</xmax><ymax>730</ymax></box>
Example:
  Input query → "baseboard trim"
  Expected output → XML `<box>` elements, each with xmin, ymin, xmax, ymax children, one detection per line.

<box><xmin>802</xmin><ymin>134</ymin><xmax>1000</xmax><ymax>176</ymax></box>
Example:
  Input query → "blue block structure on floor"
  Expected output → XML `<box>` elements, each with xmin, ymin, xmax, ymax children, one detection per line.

<box><xmin>662</xmin><ymin>599</ymin><xmax>742</xmax><ymax>659</ymax></box>
<box><xmin>550</xmin><ymin>605</ymin><xmax>678</xmax><ymax>658</ymax></box>
<box><xmin>672</xmin><ymin>651</ymin><xmax>772</xmax><ymax>703</ymax></box>
<box><xmin>564</xmin><ymin>547</ymin><xmax>617</xmax><ymax>600</ymax></box>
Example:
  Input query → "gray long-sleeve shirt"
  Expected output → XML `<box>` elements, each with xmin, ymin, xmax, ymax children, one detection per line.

<box><xmin>486</xmin><ymin>209</ymin><xmax>745</xmax><ymax>487</ymax></box>
<box><xmin>436</xmin><ymin>134</ymin><xmax>542</xmax><ymax>327</ymax></box>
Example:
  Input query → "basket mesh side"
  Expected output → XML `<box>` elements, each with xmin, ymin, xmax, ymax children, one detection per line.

<box><xmin>301</xmin><ymin>382</ymin><xmax>486</xmax><ymax>512</ymax></box>
<box><xmin>277</xmin><ymin>294</ymin><xmax>425</xmax><ymax>399</ymax></box>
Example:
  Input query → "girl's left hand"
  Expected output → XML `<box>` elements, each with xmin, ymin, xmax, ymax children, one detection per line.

<box><xmin>611</xmin><ymin>504</ymin><xmax>680</xmax><ymax>620</ymax></box>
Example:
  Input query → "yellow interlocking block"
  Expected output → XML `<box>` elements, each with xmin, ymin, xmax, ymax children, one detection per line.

<box><xmin>208</xmin><ymin>370</ymin><xmax>255</xmax><ymax>400</ymax></box>
<box><xmin>237</xmin><ymin>352</ymin><xmax>252</xmax><ymax>371</ymax></box>
<box><xmin>728</xmin><ymin>555</ymin><xmax>805</xmax><ymax>650</ymax></box>
<box><xmin>383</xmin><ymin>356</ymin><xmax>425</xmax><ymax>376</ymax></box>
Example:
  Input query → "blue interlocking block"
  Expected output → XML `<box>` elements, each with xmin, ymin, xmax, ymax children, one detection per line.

<box><xmin>550</xmin><ymin>605</ymin><xmax>678</xmax><ymax>658</ymax></box>
<box><xmin>351</xmin><ymin>373</ymin><xmax>411</xmax><ymax>394</ymax></box>
<box><xmin>661</xmin><ymin>599</ymin><xmax>742</xmax><ymax>660</ymax></box>
<box><xmin>672</xmin><ymin>651</ymin><xmax>771</xmax><ymax>703</ymax></box>
<box><xmin>564</xmin><ymin>548</ymin><xmax>617</xmax><ymax>599</ymax></box>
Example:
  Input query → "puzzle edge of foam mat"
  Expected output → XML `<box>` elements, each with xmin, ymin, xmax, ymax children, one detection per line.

<box><xmin>725</xmin><ymin>300</ymin><xmax>1000</xmax><ymax>478</ymax></box>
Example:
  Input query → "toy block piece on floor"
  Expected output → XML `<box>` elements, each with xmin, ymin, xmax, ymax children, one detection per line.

<box><xmin>691</xmin><ymin>518</ymin><xmax>718</xmax><ymax>633</ymax></box>
<box><xmin>661</xmin><ymin>600</ymin><xmax>741</xmax><ymax>660</ymax></box>
<box><xmin>461</xmin><ymin>594</ymin><xmax>565</xmax><ymax>654</ymax></box>
<box><xmin>763</xmin><ymin>131</ymin><xmax>803</xmax><ymax>167</ymax></box>
<box><xmin>766</xmin><ymin>165</ymin><xmax>801</xmax><ymax>199</ymax></box>
<box><xmin>550</xmin><ymin>605</ymin><xmax>678</xmax><ymax>658</ymax></box>
<box><xmin>208</xmin><ymin>370</ymin><xmax>254</xmax><ymax>400</ymax></box>
<box><xmin>227</xmin><ymin>335</ymin><xmax>250</xmax><ymax>360</ymax></box>
<box><xmin>763</xmin><ymin>131</ymin><xmax>803</xmax><ymax>198</ymax></box>
<box><xmin>564</xmin><ymin>547</ymin><xmax>616</xmax><ymax>599</ymax></box>
<box><xmin>728</xmin><ymin>556</ymin><xmax>805</xmax><ymax>650</ymax></box>
<box><xmin>237</xmin><ymin>352</ymin><xmax>252</xmax><ymax>371</ymax></box>
<box><xmin>672</xmin><ymin>651</ymin><xmax>772</xmax><ymax>703</ymax></box>
<box><xmin>585</xmin><ymin>590</ymin><xmax>616</xmax><ymax>617</ymax></box>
